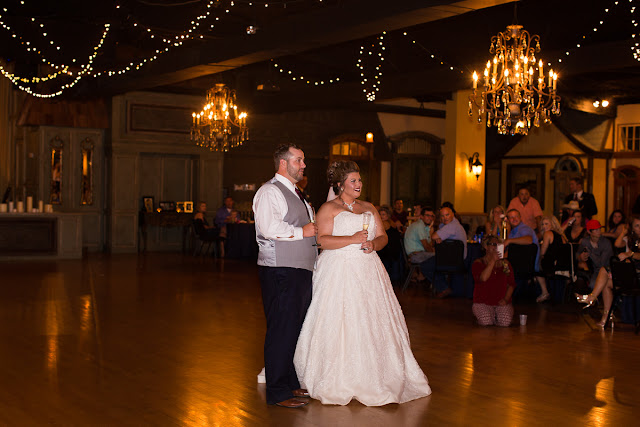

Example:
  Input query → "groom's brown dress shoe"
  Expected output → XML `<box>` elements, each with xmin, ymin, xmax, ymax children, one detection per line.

<box><xmin>292</xmin><ymin>389</ymin><xmax>310</xmax><ymax>398</ymax></box>
<box><xmin>275</xmin><ymin>398</ymin><xmax>309</xmax><ymax>408</ymax></box>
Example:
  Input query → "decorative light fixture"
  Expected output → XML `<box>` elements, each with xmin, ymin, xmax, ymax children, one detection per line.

<box><xmin>191</xmin><ymin>83</ymin><xmax>248</xmax><ymax>152</ymax></box>
<box><xmin>469</xmin><ymin>25</ymin><xmax>561</xmax><ymax>136</ymax></box>
<box><xmin>365</xmin><ymin>132</ymin><xmax>374</xmax><ymax>143</ymax></box>
<box><xmin>468</xmin><ymin>152</ymin><xmax>483</xmax><ymax>181</ymax></box>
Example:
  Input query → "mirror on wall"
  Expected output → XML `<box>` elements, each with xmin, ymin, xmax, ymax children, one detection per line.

<box><xmin>81</xmin><ymin>138</ymin><xmax>94</xmax><ymax>205</ymax></box>
<box><xmin>49</xmin><ymin>136</ymin><xmax>63</xmax><ymax>204</ymax></box>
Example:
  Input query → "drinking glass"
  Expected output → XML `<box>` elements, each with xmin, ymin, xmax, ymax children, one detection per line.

<box><xmin>362</xmin><ymin>211</ymin><xmax>373</xmax><ymax>231</ymax></box>
<box><xmin>311</xmin><ymin>207</ymin><xmax>320</xmax><ymax>247</ymax></box>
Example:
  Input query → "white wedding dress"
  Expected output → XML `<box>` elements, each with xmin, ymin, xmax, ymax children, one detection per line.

<box><xmin>294</xmin><ymin>211</ymin><xmax>431</xmax><ymax>406</ymax></box>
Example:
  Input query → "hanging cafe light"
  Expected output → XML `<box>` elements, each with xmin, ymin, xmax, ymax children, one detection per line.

<box><xmin>469</xmin><ymin>25</ymin><xmax>561</xmax><ymax>136</ymax></box>
<box><xmin>191</xmin><ymin>83</ymin><xmax>248</xmax><ymax>152</ymax></box>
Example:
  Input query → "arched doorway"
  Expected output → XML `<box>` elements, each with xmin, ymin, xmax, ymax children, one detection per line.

<box><xmin>552</xmin><ymin>155</ymin><xmax>583</xmax><ymax>218</ymax></box>
<box><xmin>390</xmin><ymin>131</ymin><xmax>443</xmax><ymax>210</ymax></box>
<box><xmin>329</xmin><ymin>136</ymin><xmax>375</xmax><ymax>202</ymax></box>
<box><xmin>613</xmin><ymin>165</ymin><xmax>640</xmax><ymax>216</ymax></box>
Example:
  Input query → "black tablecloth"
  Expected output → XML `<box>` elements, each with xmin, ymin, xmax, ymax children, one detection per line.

<box><xmin>225</xmin><ymin>223</ymin><xmax>258</xmax><ymax>259</ymax></box>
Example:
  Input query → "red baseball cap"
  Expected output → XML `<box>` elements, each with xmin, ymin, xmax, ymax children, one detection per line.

<box><xmin>586</xmin><ymin>219</ymin><xmax>602</xmax><ymax>231</ymax></box>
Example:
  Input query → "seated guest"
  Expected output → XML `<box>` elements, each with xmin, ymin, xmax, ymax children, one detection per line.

<box><xmin>471</xmin><ymin>235</ymin><xmax>515</xmax><ymax>327</ymax></box>
<box><xmin>404</xmin><ymin>207</ymin><xmax>436</xmax><ymax>281</ymax></box>
<box><xmin>575</xmin><ymin>218</ymin><xmax>636</xmax><ymax>328</ymax></box>
<box><xmin>538</xmin><ymin>215</ymin><xmax>568</xmax><ymax>302</ymax></box>
<box><xmin>507</xmin><ymin>187</ymin><xmax>543</xmax><ymax>232</ymax></box>
<box><xmin>603</xmin><ymin>209</ymin><xmax>626</xmax><ymax>239</ymax></box>
<box><xmin>562</xmin><ymin>210</ymin><xmax>586</xmax><ymax>244</ymax></box>
<box><xmin>504</xmin><ymin>209</ymin><xmax>547</xmax><ymax>300</ymax></box>
<box><xmin>485</xmin><ymin>204</ymin><xmax>510</xmax><ymax>238</ymax></box>
<box><xmin>560</xmin><ymin>200</ymin><xmax>580</xmax><ymax>227</ymax></box>
<box><xmin>575</xmin><ymin>220</ymin><xmax>613</xmax><ymax>290</ymax></box>
<box><xmin>407</xmin><ymin>203</ymin><xmax>423</xmax><ymax>224</ymax></box>
<box><xmin>429</xmin><ymin>206</ymin><xmax>468</xmax><ymax>298</ymax></box>
<box><xmin>380</xmin><ymin>204</ymin><xmax>403</xmax><ymax>232</ymax></box>
<box><xmin>193</xmin><ymin>202</ymin><xmax>219</xmax><ymax>239</ymax></box>
<box><xmin>227</xmin><ymin>210</ymin><xmax>247</xmax><ymax>224</ymax></box>
<box><xmin>441</xmin><ymin>201</ymin><xmax>463</xmax><ymax>223</ymax></box>
<box><xmin>391</xmin><ymin>198</ymin><xmax>409</xmax><ymax>227</ymax></box>
<box><xmin>214</xmin><ymin>196</ymin><xmax>234</xmax><ymax>228</ymax></box>
<box><xmin>377</xmin><ymin>206</ymin><xmax>404</xmax><ymax>282</ymax></box>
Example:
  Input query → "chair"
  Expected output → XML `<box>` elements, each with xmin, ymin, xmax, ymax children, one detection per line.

<box><xmin>435</xmin><ymin>239</ymin><xmax>465</xmax><ymax>273</ymax></box>
<box><xmin>400</xmin><ymin>240</ymin><xmax>422</xmax><ymax>293</ymax></box>
<box><xmin>435</xmin><ymin>239</ymin><xmax>466</xmax><ymax>296</ymax></box>
<box><xmin>544</xmin><ymin>243</ymin><xmax>576</xmax><ymax>303</ymax></box>
<box><xmin>605</xmin><ymin>258</ymin><xmax>640</xmax><ymax>333</ymax></box>
<box><xmin>192</xmin><ymin>220</ymin><xmax>220</xmax><ymax>257</ymax></box>
<box><xmin>507</xmin><ymin>243</ymin><xmax>538</xmax><ymax>281</ymax></box>
<box><xmin>507</xmin><ymin>243</ymin><xmax>538</xmax><ymax>301</ymax></box>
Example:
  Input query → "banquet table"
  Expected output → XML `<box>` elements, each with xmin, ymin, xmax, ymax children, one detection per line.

<box><xmin>225</xmin><ymin>223</ymin><xmax>258</xmax><ymax>259</ymax></box>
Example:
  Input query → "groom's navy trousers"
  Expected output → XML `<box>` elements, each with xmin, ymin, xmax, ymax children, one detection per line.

<box><xmin>259</xmin><ymin>266</ymin><xmax>313</xmax><ymax>404</ymax></box>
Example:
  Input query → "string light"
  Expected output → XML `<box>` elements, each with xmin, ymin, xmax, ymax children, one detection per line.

<box><xmin>271</xmin><ymin>59</ymin><xmax>340</xmax><ymax>85</ymax></box>
<box><xmin>0</xmin><ymin>24</ymin><xmax>110</xmax><ymax>98</ymax></box>
<box><xmin>357</xmin><ymin>32</ymin><xmax>385</xmax><ymax>102</ymax></box>
<box><xmin>401</xmin><ymin>31</ymin><xmax>465</xmax><ymax>75</ymax></box>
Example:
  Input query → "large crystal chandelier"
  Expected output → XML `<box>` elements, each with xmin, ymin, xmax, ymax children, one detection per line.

<box><xmin>191</xmin><ymin>83</ymin><xmax>248</xmax><ymax>151</ymax></box>
<box><xmin>469</xmin><ymin>25</ymin><xmax>561</xmax><ymax>136</ymax></box>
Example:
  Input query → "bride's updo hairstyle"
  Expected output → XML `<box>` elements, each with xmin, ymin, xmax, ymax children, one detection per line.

<box><xmin>327</xmin><ymin>161</ymin><xmax>360</xmax><ymax>195</ymax></box>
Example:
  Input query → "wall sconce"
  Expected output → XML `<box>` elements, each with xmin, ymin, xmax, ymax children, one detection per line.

<box><xmin>468</xmin><ymin>152</ymin><xmax>483</xmax><ymax>181</ymax></box>
<box><xmin>365</xmin><ymin>132</ymin><xmax>374</xmax><ymax>143</ymax></box>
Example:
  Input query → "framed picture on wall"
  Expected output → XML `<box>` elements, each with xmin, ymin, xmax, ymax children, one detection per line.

<box><xmin>142</xmin><ymin>196</ymin><xmax>154</xmax><ymax>213</ymax></box>
<box><xmin>159</xmin><ymin>201</ymin><xmax>175</xmax><ymax>212</ymax></box>
<box><xmin>184</xmin><ymin>201</ymin><xmax>193</xmax><ymax>213</ymax></box>
<box><xmin>506</xmin><ymin>164</ymin><xmax>545</xmax><ymax>209</ymax></box>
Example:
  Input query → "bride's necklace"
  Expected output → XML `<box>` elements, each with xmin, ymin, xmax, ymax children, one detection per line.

<box><xmin>339</xmin><ymin>196</ymin><xmax>356</xmax><ymax>212</ymax></box>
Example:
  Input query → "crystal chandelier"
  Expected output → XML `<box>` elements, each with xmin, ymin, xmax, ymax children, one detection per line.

<box><xmin>469</xmin><ymin>25</ymin><xmax>561</xmax><ymax>136</ymax></box>
<box><xmin>191</xmin><ymin>83</ymin><xmax>248</xmax><ymax>152</ymax></box>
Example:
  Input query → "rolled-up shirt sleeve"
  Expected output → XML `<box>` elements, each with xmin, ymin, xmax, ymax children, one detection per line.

<box><xmin>253</xmin><ymin>184</ymin><xmax>304</xmax><ymax>241</ymax></box>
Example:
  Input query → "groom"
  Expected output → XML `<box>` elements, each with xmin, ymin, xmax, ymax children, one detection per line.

<box><xmin>253</xmin><ymin>143</ymin><xmax>318</xmax><ymax>408</ymax></box>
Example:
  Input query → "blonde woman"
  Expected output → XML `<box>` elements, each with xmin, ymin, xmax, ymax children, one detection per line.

<box><xmin>485</xmin><ymin>205</ymin><xmax>510</xmax><ymax>238</ymax></box>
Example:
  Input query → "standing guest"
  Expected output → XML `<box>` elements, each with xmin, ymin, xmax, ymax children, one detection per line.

<box><xmin>603</xmin><ymin>209</ymin><xmax>626</xmax><ymax>239</ymax></box>
<box><xmin>404</xmin><ymin>207</ymin><xmax>436</xmax><ymax>281</ymax></box>
<box><xmin>471</xmin><ymin>235</ymin><xmax>515</xmax><ymax>326</ymax></box>
<box><xmin>391</xmin><ymin>199</ymin><xmax>409</xmax><ymax>227</ymax></box>
<box><xmin>538</xmin><ymin>215</ymin><xmax>568</xmax><ymax>302</ymax></box>
<box><xmin>507</xmin><ymin>187</ymin><xmax>543</xmax><ymax>232</ymax></box>
<box><xmin>214</xmin><ymin>196</ymin><xmax>235</xmax><ymax>228</ymax></box>
<box><xmin>564</xmin><ymin>177</ymin><xmax>598</xmax><ymax>220</ymax></box>
<box><xmin>377</xmin><ymin>206</ymin><xmax>404</xmax><ymax>283</ymax></box>
<box><xmin>429</xmin><ymin>206</ymin><xmax>468</xmax><ymax>298</ymax></box>
<box><xmin>485</xmin><ymin>205</ymin><xmax>510</xmax><ymax>238</ymax></box>
<box><xmin>562</xmin><ymin>210</ymin><xmax>587</xmax><ymax>244</ymax></box>
<box><xmin>252</xmin><ymin>143</ymin><xmax>318</xmax><ymax>408</ymax></box>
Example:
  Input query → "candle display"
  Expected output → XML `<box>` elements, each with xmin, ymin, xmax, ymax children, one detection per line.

<box><xmin>26</xmin><ymin>196</ymin><xmax>33</xmax><ymax>212</ymax></box>
<box><xmin>16</xmin><ymin>201</ymin><xmax>24</xmax><ymax>213</ymax></box>
<box><xmin>38</xmin><ymin>200</ymin><xmax>44</xmax><ymax>212</ymax></box>
<box><xmin>0</xmin><ymin>203</ymin><xmax>7</xmax><ymax>213</ymax></box>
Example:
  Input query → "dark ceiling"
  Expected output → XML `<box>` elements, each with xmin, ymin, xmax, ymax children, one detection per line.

<box><xmin>2</xmin><ymin>0</ymin><xmax>640</xmax><ymax>116</ymax></box>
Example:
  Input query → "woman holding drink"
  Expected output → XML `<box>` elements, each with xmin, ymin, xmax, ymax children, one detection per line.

<box><xmin>471</xmin><ymin>235</ymin><xmax>516</xmax><ymax>326</ymax></box>
<box><xmin>294</xmin><ymin>160</ymin><xmax>431</xmax><ymax>406</ymax></box>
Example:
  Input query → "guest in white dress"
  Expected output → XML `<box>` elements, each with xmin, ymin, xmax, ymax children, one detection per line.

<box><xmin>294</xmin><ymin>160</ymin><xmax>431</xmax><ymax>406</ymax></box>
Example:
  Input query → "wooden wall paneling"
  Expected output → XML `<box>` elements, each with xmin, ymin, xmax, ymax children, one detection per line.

<box><xmin>111</xmin><ymin>154</ymin><xmax>138</xmax><ymax>252</ymax></box>
<box><xmin>57</xmin><ymin>214</ymin><xmax>82</xmax><ymax>258</ymax></box>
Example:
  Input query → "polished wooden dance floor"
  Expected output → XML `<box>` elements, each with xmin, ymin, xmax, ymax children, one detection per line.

<box><xmin>0</xmin><ymin>253</ymin><xmax>638</xmax><ymax>426</ymax></box>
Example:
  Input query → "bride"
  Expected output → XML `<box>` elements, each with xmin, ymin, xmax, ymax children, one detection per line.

<box><xmin>293</xmin><ymin>160</ymin><xmax>431</xmax><ymax>406</ymax></box>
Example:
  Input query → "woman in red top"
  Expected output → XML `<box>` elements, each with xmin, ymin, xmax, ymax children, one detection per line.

<box><xmin>471</xmin><ymin>235</ymin><xmax>515</xmax><ymax>327</ymax></box>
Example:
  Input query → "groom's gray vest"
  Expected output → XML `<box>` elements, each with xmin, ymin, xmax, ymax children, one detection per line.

<box><xmin>256</xmin><ymin>180</ymin><xmax>317</xmax><ymax>271</ymax></box>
